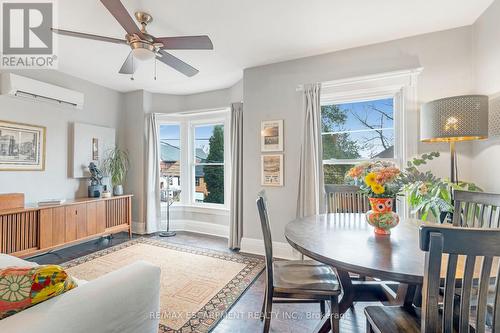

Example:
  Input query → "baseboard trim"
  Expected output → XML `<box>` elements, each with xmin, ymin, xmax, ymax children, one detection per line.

<box><xmin>132</xmin><ymin>222</ymin><xmax>146</xmax><ymax>235</ymax></box>
<box><xmin>170</xmin><ymin>219</ymin><xmax>229</xmax><ymax>239</ymax></box>
<box><xmin>240</xmin><ymin>237</ymin><xmax>301</xmax><ymax>260</ymax></box>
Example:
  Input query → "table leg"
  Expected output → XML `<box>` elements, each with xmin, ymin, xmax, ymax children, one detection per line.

<box><xmin>395</xmin><ymin>283</ymin><xmax>418</xmax><ymax>309</ymax></box>
<box><xmin>313</xmin><ymin>269</ymin><xmax>354</xmax><ymax>333</ymax></box>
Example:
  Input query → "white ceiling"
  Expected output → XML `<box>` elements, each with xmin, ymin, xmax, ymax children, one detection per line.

<box><xmin>55</xmin><ymin>0</ymin><xmax>493</xmax><ymax>95</ymax></box>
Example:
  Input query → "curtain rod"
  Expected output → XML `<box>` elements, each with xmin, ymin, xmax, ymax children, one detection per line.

<box><xmin>295</xmin><ymin>67</ymin><xmax>423</xmax><ymax>92</ymax></box>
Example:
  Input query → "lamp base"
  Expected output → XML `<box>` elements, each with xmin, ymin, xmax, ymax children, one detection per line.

<box><xmin>158</xmin><ymin>231</ymin><xmax>176</xmax><ymax>237</ymax></box>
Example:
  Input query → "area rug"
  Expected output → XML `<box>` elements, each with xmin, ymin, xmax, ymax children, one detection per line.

<box><xmin>61</xmin><ymin>238</ymin><xmax>264</xmax><ymax>332</ymax></box>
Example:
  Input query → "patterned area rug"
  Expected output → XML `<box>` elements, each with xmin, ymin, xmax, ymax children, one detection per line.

<box><xmin>61</xmin><ymin>238</ymin><xmax>264</xmax><ymax>332</ymax></box>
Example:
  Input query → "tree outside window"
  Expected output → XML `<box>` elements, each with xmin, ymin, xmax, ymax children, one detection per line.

<box><xmin>322</xmin><ymin>98</ymin><xmax>395</xmax><ymax>184</ymax></box>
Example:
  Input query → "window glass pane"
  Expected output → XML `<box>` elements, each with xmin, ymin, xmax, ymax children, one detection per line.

<box><xmin>322</xmin><ymin>98</ymin><xmax>394</xmax><ymax>133</ymax></box>
<box><xmin>323</xmin><ymin>129</ymin><xmax>394</xmax><ymax>160</ymax></box>
<box><xmin>323</xmin><ymin>164</ymin><xmax>355</xmax><ymax>184</ymax></box>
<box><xmin>159</xmin><ymin>124</ymin><xmax>181</xmax><ymax>202</ymax></box>
<box><xmin>194</xmin><ymin>124</ymin><xmax>224</xmax><ymax>163</ymax></box>
<box><xmin>194</xmin><ymin>165</ymin><xmax>224</xmax><ymax>204</ymax></box>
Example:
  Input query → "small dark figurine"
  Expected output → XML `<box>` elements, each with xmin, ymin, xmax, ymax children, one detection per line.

<box><xmin>88</xmin><ymin>162</ymin><xmax>104</xmax><ymax>198</ymax></box>
<box><xmin>88</xmin><ymin>162</ymin><xmax>103</xmax><ymax>186</ymax></box>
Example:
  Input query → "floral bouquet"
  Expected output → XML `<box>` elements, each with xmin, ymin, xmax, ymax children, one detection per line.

<box><xmin>346</xmin><ymin>161</ymin><xmax>402</xmax><ymax>198</ymax></box>
<box><xmin>346</xmin><ymin>161</ymin><xmax>402</xmax><ymax>235</ymax></box>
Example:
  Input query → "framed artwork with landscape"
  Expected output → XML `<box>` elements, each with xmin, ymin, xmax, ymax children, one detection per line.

<box><xmin>261</xmin><ymin>119</ymin><xmax>283</xmax><ymax>152</ymax></box>
<box><xmin>0</xmin><ymin>120</ymin><xmax>46</xmax><ymax>171</ymax></box>
<box><xmin>261</xmin><ymin>154</ymin><xmax>284</xmax><ymax>186</ymax></box>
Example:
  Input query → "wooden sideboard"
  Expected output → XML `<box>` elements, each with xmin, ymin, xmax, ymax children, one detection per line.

<box><xmin>0</xmin><ymin>195</ymin><xmax>133</xmax><ymax>258</ymax></box>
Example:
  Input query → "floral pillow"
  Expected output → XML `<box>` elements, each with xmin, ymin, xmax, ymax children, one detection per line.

<box><xmin>0</xmin><ymin>265</ymin><xmax>77</xmax><ymax>319</ymax></box>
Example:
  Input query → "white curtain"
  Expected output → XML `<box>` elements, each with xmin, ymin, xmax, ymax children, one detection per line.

<box><xmin>229</xmin><ymin>102</ymin><xmax>244</xmax><ymax>249</ymax></box>
<box><xmin>145</xmin><ymin>113</ymin><xmax>161</xmax><ymax>233</ymax></box>
<box><xmin>296</xmin><ymin>83</ymin><xmax>325</xmax><ymax>218</ymax></box>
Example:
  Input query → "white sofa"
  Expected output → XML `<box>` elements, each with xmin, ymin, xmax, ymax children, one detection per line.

<box><xmin>0</xmin><ymin>254</ymin><xmax>161</xmax><ymax>333</ymax></box>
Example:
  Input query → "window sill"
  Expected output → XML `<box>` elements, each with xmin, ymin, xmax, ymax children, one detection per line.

<box><xmin>161</xmin><ymin>203</ymin><xmax>229</xmax><ymax>215</ymax></box>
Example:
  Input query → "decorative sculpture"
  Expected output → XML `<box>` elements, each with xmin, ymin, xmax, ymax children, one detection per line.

<box><xmin>88</xmin><ymin>162</ymin><xmax>104</xmax><ymax>198</ymax></box>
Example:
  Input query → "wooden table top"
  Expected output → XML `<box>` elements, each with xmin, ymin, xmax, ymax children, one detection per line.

<box><xmin>285</xmin><ymin>213</ymin><xmax>497</xmax><ymax>285</ymax></box>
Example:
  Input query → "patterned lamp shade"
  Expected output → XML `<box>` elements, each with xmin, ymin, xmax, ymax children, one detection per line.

<box><xmin>420</xmin><ymin>95</ymin><xmax>489</xmax><ymax>142</ymax></box>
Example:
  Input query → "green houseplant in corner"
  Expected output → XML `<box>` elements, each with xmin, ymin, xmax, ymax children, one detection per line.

<box><xmin>103</xmin><ymin>148</ymin><xmax>130</xmax><ymax>196</ymax></box>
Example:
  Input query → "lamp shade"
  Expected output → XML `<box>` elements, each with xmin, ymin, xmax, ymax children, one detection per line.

<box><xmin>420</xmin><ymin>95</ymin><xmax>489</xmax><ymax>142</ymax></box>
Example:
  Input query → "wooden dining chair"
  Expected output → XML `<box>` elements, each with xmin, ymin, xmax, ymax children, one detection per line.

<box><xmin>257</xmin><ymin>191</ymin><xmax>341</xmax><ymax>333</ymax></box>
<box><xmin>325</xmin><ymin>184</ymin><xmax>369</xmax><ymax>213</ymax></box>
<box><xmin>453</xmin><ymin>190</ymin><xmax>500</xmax><ymax>228</ymax></box>
<box><xmin>365</xmin><ymin>224</ymin><xmax>500</xmax><ymax>333</ymax></box>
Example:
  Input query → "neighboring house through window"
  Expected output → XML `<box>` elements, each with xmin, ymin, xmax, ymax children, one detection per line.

<box><xmin>158</xmin><ymin>109</ymin><xmax>230</xmax><ymax>208</ymax></box>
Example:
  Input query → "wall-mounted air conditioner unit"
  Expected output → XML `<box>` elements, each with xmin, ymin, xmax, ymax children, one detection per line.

<box><xmin>0</xmin><ymin>73</ymin><xmax>84</xmax><ymax>109</ymax></box>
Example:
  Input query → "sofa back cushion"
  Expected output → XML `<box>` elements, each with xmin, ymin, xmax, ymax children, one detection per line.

<box><xmin>0</xmin><ymin>265</ymin><xmax>77</xmax><ymax>319</ymax></box>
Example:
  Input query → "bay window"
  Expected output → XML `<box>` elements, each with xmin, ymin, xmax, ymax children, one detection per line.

<box><xmin>158</xmin><ymin>109</ymin><xmax>229</xmax><ymax>209</ymax></box>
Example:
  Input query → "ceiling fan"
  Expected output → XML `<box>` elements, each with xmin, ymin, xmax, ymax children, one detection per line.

<box><xmin>52</xmin><ymin>0</ymin><xmax>213</xmax><ymax>77</ymax></box>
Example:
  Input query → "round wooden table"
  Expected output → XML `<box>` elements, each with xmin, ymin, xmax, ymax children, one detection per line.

<box><xmin>285</xmin><ymin>213</ymin><xmax>425</xmax><ymax>332</ymax></box>
<box><xmin>285</xmin><ymin>213</ymin><xmax>426</xmax><ymax>284</ymax></box>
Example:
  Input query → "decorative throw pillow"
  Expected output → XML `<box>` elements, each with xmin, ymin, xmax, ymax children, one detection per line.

<box><xmin>0</xmin><ymin>265</ymin><xmax>77</xmax><ymax>319</ymax></box>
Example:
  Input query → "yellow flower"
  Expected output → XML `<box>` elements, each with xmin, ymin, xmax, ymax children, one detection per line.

<box><xmin>371</xmin><ymin>183</ymin><xmax>385</xmax><ymax>195</ymax></box>
<box><xmin>365</xmin><ymin>172</ymin><xmax>377</xmax><ymax>186</ymax></box>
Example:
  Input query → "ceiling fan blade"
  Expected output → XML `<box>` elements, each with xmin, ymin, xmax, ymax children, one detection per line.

<box><xmin>119</xmin><ymin>52</ymin><xmax>135</xmax><ymax>74</ymax></box>
<box><xmin>100</xmin><ymin>0</ymin><xmax>143</xmax><ymax>38</ymax></box>
<box><xmin>52</xmin><ymin>28</ymin><xmax>127</xmax><ymax>45</ymax></box>
<box><xmin>155</xmin><ymin>35</ymin><xmax>213</xmax><ymax>50</ymax></box>
<box><xmin>157</xmin><ymin>49</ymin><xmax>199</xmax><ymax>77</ymax></box>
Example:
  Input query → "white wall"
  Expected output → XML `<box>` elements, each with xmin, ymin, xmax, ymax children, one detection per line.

<box><xmin>0</xmin><ymin>69</ymin><xmax>122</xmax><ymax>204</ymax></box>
<box><xmin>242</xmin><ymin>26</ymin><xmax>477</xmax><ymax>243</ymax></box>
<box><xmin>471</xmin><ymin>0</ymin><xmax>500</xmax><ymax>192</ymax></box>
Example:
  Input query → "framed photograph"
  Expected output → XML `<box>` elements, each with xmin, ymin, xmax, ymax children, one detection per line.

<box><xmin>261</xmin><ymin>120</ymin><xmax>283</xmax><ymax>152</ymax></box>
<box><xmin>261</xmin><ymin>154</ymin><xmax>284</xmax><ymax>186</ymax></box>
<box><xmin>0</xmin><ymin>120</ymin><xmax>46</xmax><ymax>171</ymax></box>
<box><xmin>92</xmin><ymin>138</ymin><xmax>99</xmax><ymax>161</ymax></box>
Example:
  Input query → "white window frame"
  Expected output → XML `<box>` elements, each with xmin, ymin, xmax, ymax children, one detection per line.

<box><xmin>157</xmin><ymin>108</ymin><xmax>230</xmax><ymax>211</ymax></box>
<box><xmin>318</xmin><ymin>67</ymin><xmax>423</xmax><ymax>217</ymax></box>
<box><xmin>321</xmin><ymin>92</ymin><xmax>401</xmax><ymax>169</ymax></box>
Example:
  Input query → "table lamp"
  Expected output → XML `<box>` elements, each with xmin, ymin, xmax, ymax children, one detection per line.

<box><xmin>420</xmin><ymin>95</ymin><xmax>489</xmax><ymax>183</ymax></box>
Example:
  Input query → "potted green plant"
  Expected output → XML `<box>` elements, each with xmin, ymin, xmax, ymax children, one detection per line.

<box><xmin>103</xmin><ymin>148</ymin><xmax>129</xmax><ymax>196</ymax></box>
<box><xmin>398</xmin><ymin>152</ymin><xmax>482</xmax><ymax>222</ymax></box>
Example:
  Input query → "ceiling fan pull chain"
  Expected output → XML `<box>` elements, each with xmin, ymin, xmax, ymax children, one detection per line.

<box><xmin>131</xmin><ymin>56</ymin><xmax>135</xmax><ymax>81</ymax></box>
<box><xmin>154</xmin><ymin>57</ymin><xmax>157</xmax><ymax>81</ymax></box>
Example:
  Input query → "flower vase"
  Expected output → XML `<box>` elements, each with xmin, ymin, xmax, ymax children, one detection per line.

<box><xmin>365</xmin><ymin>198</ymin><xmax>399</xmax><ymax>235</ymax></box>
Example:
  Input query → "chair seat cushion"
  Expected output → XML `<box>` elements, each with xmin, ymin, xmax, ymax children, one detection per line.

<box><xmin>272</xmin><ymin>260</ymin><xmax>340</xmax><ymax>296</ymax></box>
<box><xmin>365</xmin><ymin>306</ymin><xmax>421</xmax><ymax>333</ymax></box>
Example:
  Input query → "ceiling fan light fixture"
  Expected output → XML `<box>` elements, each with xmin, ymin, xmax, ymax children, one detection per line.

<box><xmin>130</xmin><ymin>41</ymin><xmax>155</xmax><ymax>61</ymax></box>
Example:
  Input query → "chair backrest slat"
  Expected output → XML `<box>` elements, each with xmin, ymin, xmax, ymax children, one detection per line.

<box><xmin>325</xmin><ymin>184</ymin><xmax>368</xmax><ymax>214</ymax></box>
<box><xmin>256</xmin><ymin>191</ymin><xmax>274</xmax><ymax>294</ymax></box>
<box><xmin>453</xmin><ymin>190</ymin><xmax>500</xmax><ymax>229</ymax></box>
<box><xmin>421</xmin><ymin>232</ymin><xmax>444</xmax><ymax>332</ymax></box>
<box><xmin>492</xmin><ymin>261</ymin><xmax>500</xmax><ymax>332</ymax></box>
<box><xmin>476</xmin><ymin>256</ymin><xmax>493</xmax><ymax>333</ymax></box>
<box><xmin>420</xmin><ymin>225</ymin><xmax>500</xmax><ymax>333</ymax></box>
<box><xmin>443</xmin><ymin>253</ymin><xmax>458</xmax><ymax>332</ymax></box>
<box><xmin>459</xmin><ymin>255</ymin><xmax>476</xmax><ymax>332</ymax></box>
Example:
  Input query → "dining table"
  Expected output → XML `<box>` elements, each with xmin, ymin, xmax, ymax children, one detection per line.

<box><xmin>284</xmin><ymin>213</ymin><xmax>496</xmax><ymax>333</ymax></box>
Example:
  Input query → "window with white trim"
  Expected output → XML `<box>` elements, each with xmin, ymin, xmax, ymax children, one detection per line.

<box><xmin>158</xmin><ymin>109</ymin><xmax>230</xmax><ymax>209</ymax></box>
<box><xmin>192</xmin><ymin>123</ymin><xmax>225</xmax><ymax>204</ymax></box>
<box><xmin>321</xmin><ymin>97</ymin><xmax>397</xmax><ymax>184</ymax></box>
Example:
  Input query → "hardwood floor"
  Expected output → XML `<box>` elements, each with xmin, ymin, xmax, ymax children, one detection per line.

<box><xmin>28</xmin><ymin>231</ymin><xmax>374</xmax><ymax>333</ymax></box>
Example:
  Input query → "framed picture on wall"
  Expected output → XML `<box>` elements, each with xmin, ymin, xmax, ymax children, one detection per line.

<box><xmin>261</xmin><ymin>154</ymin><xmax>284</xmax><ymax>186</ymax></box>
<box><xmin>261</xmin><ymin>120</ymin><xmax>283</xmax><ymax>152</ymax></box>
<box><xmin>0</xmin><ymin>120</ymin><xmax>46</xmax><ymax>171</ymax></box>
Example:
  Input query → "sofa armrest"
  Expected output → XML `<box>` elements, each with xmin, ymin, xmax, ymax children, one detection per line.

<box><xmin>0</xmin><ymin>260</ymin><xmax>161</xmax><ymax>333</ymax></box>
